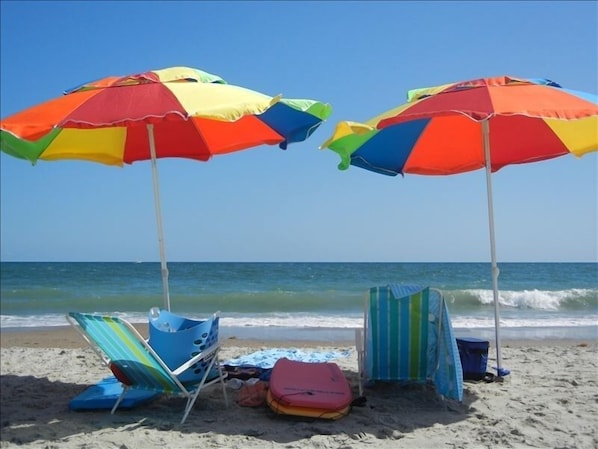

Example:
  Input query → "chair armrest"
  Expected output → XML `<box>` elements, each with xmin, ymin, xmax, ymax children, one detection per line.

<box><xmin>172</xmin><ymin>343</ymin><xmax>220</xmax><ymax>376</ymax></box>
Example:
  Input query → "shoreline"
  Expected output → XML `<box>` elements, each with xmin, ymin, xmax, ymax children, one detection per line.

<box><xmin>0</xmin><ymin>325</ymin><xmax>354</xmax><ymax>350</ymax></box>
<box><xmin>1</xmin><ymin>324</ymin><xmax>596</xmax><ymax>350</ymax></box>
<box><xmin>1</xmin><ymin>324</ymin><xmax>597</xmax><ymax>349</ymax></box>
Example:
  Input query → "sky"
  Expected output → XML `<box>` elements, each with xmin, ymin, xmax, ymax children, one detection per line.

<box><xmin>0</xmin><ymin>1</ymin><xmax>596</xmax><ymax>263</ymax></box>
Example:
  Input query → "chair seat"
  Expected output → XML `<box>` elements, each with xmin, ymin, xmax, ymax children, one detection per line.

<box><xmin>69</xmin><ymin>375</ymin><xmax>160</xmax><ymax>411</ymax></box>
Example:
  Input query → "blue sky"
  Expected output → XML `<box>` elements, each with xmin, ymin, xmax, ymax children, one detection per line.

<box><xmin>1</xmin><ymin>1</ymin><xmax>596</xmax><ymax>263</ymax></box>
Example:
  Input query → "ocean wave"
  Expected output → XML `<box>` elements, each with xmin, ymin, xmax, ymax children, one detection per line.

<box><xmin>447</xmin><ymin>288</ymin><xmax>597</xmax><ymax>311</ymax></box>
<box><xmin>4</xmin><ymin>288</ymin><xmax>596</xmax><ymax>316</ymax></box>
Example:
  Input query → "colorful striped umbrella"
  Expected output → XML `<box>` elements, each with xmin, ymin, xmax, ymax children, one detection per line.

<box><xmin>1</xmin><ymin>66</ymin><xmax>332</xmax><ymax>310</ymax></box>
<box><xmin>321</xmin><ymin>75</ymin><xmax>597</xmax><ymax>376</ymax></box>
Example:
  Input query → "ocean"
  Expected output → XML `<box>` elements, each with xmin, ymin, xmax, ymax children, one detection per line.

<box><xmin>1</xmin><ymin>262</ymin><xmax>596</xmax><ymax>341</ymax></box>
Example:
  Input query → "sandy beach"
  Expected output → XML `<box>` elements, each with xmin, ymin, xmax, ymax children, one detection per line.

<box><xmin>1</xmin><ymin>326</ymin><xmax>597</xmax><ymax>449</ymax></box>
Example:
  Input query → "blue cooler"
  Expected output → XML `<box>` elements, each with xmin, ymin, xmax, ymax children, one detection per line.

<box><xmin>456</xmin><ymin>337</ymin><xmax>489</xmax><ymax>380</ymax></box>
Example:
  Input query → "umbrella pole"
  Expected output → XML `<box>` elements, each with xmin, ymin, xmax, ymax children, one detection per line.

<box><xmin>482</xmin><ymin>120</ymin><xmax>503</xmax><ymax>377</ymax></box>
<box><xmin>147</xmin><ymin>124</ymin><xmax>171</xmax><ymax>311</ymax></box>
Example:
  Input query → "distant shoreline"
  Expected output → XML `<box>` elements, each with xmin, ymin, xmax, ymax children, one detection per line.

<box><xmin>2</xmin><ymin>261</ymin><xmax>597</xmax><ymax>263</ymax></box>
<box><xmin>2</xmin><ymin>324</ymin><xmax>596</xmax><ymax>349</ymax></box>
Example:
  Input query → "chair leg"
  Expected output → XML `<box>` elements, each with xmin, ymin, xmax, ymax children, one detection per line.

<box><xmin>355</xmin><ymin>328</ymin><xmax>364</xmax><ymax>397</ymax></box>
<box><xmin>111</xmin><ymin>386</ymin><xmax>129</xmax><ymax>415</ymax></box>
<box><xmin>181</xmin><ymin>393</ymin><xmax>200</xmax><ymax>425</ymax></box>
<box><xmin>179</xmin><ymin>353</ymin><xmax>228</xmax><ymax>424</ymax></box>
<box><xmin>216</xmin><ymin>358</ymin><xmax>229</xmax><ymax>407</ymax></box>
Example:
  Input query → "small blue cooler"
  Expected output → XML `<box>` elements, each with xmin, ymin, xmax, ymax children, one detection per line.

<box><xmin>456</xmin><ymin>337</ymin><xmax>489</xmax><ymax>380</ymax></box>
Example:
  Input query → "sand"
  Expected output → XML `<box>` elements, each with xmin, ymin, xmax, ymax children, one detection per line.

<box><xmin>1</xmin><ymin>326</ymin><xmax>597</xmax><ymax>449</ymax></box>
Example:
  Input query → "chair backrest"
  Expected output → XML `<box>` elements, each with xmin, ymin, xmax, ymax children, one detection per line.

<box><xmin>68</xmin><ymin>312</ymin><xmax>181</xmax><ymax>393</ymax></box>
<box><xmin>366</xmin><ymin>284</ymin><xmax>434</xmax><ymax>382</ymax></box>
<box><xmin>148</xmin><ymin>308</ymin><xmax>220</xmax><ymax>384</ymax></box>
<box><xmin>365</xmin><ymin>284</ymin><xmax>463</xmax><ymax>401</ymax></box>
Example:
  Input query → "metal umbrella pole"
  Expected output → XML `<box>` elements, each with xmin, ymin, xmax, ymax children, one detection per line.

<box><xmin>482</xmin><ymin>119</ymin><xmax>503</xmax><ymax>376</ymax></box>
<box><xmin>147</xmin><ymin>124</ymin><xmax>171</xmax><ymax>311</ymax></box>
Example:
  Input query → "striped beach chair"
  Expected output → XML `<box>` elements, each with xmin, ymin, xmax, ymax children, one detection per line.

<box><xmin>67</xmin><ymin>312</ymin><xmax>228</xmax><ymax>424</ymax></box>
<box><xmin>355</xmin><ymin>284</ymin><xmax>463</xmax><ymax>401</ymax></box>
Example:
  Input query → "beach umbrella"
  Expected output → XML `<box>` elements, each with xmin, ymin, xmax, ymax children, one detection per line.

<box><xmin>320</xmin><ymin>75</ymin><xmax>597</xmax><ymax>376</ymax></box>
<box><xmin>0</xmin><ymin>66</ymin><xmax>332</xmax><ymax>311</ymax></box>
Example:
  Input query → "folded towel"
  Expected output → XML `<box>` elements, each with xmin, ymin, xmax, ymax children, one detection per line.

<box><xmin>224</xmin><ymin>348</ymin><xmax>351</xmax><ymax>369</ymax></box>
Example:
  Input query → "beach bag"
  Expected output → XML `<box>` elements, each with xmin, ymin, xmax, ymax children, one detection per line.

<box><xmin>456</xmin><ymin>337</ymin><xmax>492</xmax><ymax>381</ymax></box>
<box><xmin>147</xmin><ymin>308</ymin><xmax>220</xmax><ymax>383</ymax></box>
<box><xmin>237</xmin><ymin>381</ymin><xmax>268</xmax><ymax>407</ymax></box>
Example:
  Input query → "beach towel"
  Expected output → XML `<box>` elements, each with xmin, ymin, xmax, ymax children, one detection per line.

<box><xmin>223</xmin><ymin>348</ymin><xmax>351</xmax><ymax>369</ymax></box>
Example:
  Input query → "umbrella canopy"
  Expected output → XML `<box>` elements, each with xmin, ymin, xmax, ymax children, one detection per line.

<box><xmin>1</xmin><ymin>66</ymin><xmax>332</xmax><ymax>311</ymax></box>
<box><xmin>1</xmin><ymin>66</ymin><xmax>332</xmax><ymax>163</ymax></box>
<box><xmin>320</xmin><ymin>75</ymin><xmax>597</xmax><ymax>376</ymax></box>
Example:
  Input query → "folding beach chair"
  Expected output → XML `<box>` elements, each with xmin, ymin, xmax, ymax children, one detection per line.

<box><xmin>355</xmin><ymin>284</ymin><xmax>463</xmax><ymax>401</ymax></box>
<box><xmin>67</xmin><ymin>312</ymin><xmax>228</xmax><ymax>424</ymax></box>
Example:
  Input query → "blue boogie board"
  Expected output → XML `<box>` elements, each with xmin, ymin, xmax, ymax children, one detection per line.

<box><xmin>69</xmin><ymin>376</ymin><xmax>159</xmax><ymax>411</ymax></box>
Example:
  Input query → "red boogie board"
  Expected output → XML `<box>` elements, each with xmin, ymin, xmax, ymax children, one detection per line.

<box><xmin>266</xmin><ymin>358</ymin><xmax>353</xmax><ymax>420</ymax></box>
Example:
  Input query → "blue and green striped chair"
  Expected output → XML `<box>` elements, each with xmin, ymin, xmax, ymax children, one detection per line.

<box><xmin>356</xmin><ymin>284</ymin><xmax>463</xmax><ymax>401</ymax></box>
<box><xmin>67</xmin><ymin>312</ymin><xmax>228</xmax><ymax>424</ymax></box>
